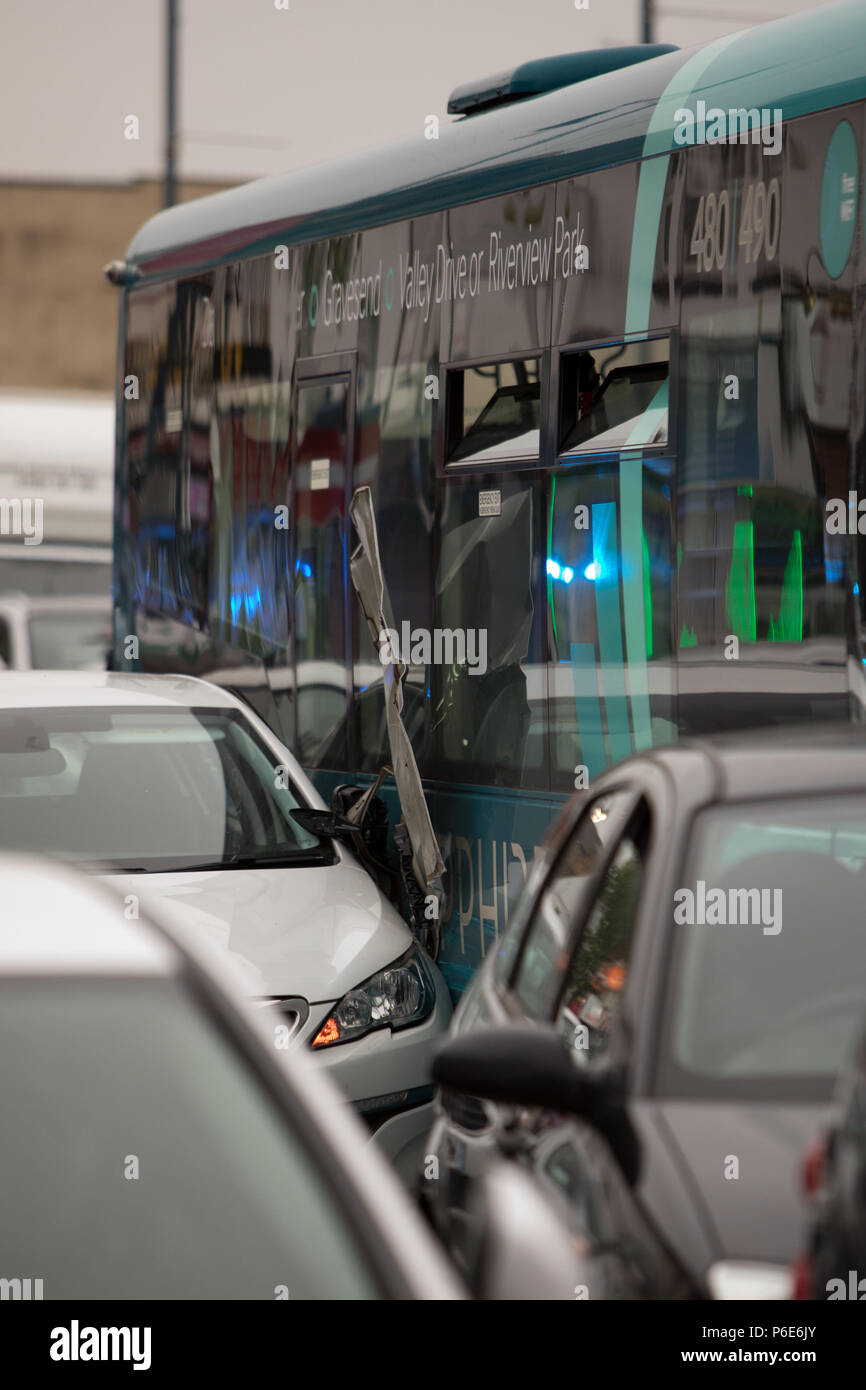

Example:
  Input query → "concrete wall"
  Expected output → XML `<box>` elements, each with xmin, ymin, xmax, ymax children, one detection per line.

<box><xmin>0</xmin><ymin>180</ymin><xmax>234</xmax><ymax>393</ymax></box>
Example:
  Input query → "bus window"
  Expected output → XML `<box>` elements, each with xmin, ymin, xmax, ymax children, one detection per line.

<box><xmin>547</xmin><ymin>459</ymin><xmax>674</xmax><ymax>790</ymax></box>
<box><xmin>292</xmin><ymin>377</ymin><xmax>351</xmax><ymax>770</ymax></box>
<box><xmin>559</xmin><ymin>339</ymin><xmax>669</xmax><ymax>455</ymax></box>
<box><xmin>430</xmin><ymin>473</ymin><xmax>546</xmax><ymax>789</ymax></box>
<box><xmin>348</xmin><ymin>358</ymin><xmax>436</xmax><ymax>775</ymax></box>
<box><xmin>446</xmin><ymin>358</ymin><xmax>542</xmax><ymax>466</ymax></box>
<box><xmin>125</xmin><ymin>278</ymin><xmax>214</xmax><ymax>629</ymax></box>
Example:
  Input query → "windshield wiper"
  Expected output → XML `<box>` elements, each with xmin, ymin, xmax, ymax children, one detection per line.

<box><xmin>101</xmin><ymin>848</ymin><xmax>336</xmax><ymax>873</ymax></box>
<box><xmin>219</xmin><ymin>848</ymin><xmax>335</xmax><ymax>869</ymax></box>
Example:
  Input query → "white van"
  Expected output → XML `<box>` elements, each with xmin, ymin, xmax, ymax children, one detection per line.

<box><xmin>0</xmin><ymin>391</ymin><xmax>113</xmax><ymax>597</ymax></box>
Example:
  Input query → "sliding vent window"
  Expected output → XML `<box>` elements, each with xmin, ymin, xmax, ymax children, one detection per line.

<box><xmin>447</xmin><ymin>358</ymin><xmax>541</xmax><ymax>466</ymax></box>
<box><xmin>559</xmin><ymin>339</ymin><xmax>669</xmax><ymax>456</ymax></box>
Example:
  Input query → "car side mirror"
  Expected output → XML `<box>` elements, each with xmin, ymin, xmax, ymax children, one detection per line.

<box><xmin>434</xmin><ymin>1022</ymin><xmax>593</xmax><ymax>1110</ymax></box>
<box><xmin>290</xmin><ymin>783</ymin><xmax>401</xmax><ymax>905</ymax></box>
<box><xmin>289</xmin><ymin>807</ymin><xmax>352</xmax><ymax>839</ymax></box>
<box><xmin>433</xmin><ymin>1023</ymin><xmax>640</xmax><ymax>1186</ymax></box>
<box><xmin>292</xmin><ymin>785</ymin><xmax>379</xmax><ymax>839</ymax></box>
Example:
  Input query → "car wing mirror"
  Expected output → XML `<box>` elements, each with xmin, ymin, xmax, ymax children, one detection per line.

<box><xmin>289</xmin><ymin>808</ymin><xmax>352</xmax><ymax>839</ymax></box>
<box><xmin>434</xmin><ymin>1024</ymin><xmax>640</xmax><ymax>1185</ymax></box>
<box><xmin>434</xmin><ymin>1023</ymin><xmax>593</xmax><ymax>1111</ymax></box>
<box><xmin>290</xmin><ymin>770</ymin><xmax>392</xmax><ymax>841</ymax></box>
<box><xmin>290</xmin><ymin>780</ymin><xmax>402</xmax><ymax>904</ymax></box>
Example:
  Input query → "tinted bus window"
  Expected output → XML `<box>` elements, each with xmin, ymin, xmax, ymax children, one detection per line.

<box><xmin>547</xmin><ymin>458</ymin><xmax>675</xmax><ymax>789</ymax></box>
<box><xmin>676</xmin><ymin>117</ymin><xmax>850</xmax><ymax>733</ymax></box>
<box><xmin>430</xmin><ymin>473</ymin><xmax>546</xmax><ymax>789</ymax></box>
<box><xmin>446</xmin><ymin>358</ymin><xmax>542</xmax><ymax>466</ymax></box>
<box><xmin>347</xmin><ymin>353</ymin><xmax>436</xmax><ymax>775</ymax></box>
<box><xmin>559</xmin><ymin>339</ymin><xmax>669</xmax><ymax>455</ymax></box>
<box><xmin>293</xmin><ymin>377</ymin><xmax>350</xmax><ymax>769</ymax></box>
<box><xmin>125</xmin><ymin>276</ymin><xmax>214</xmax><ymax>630</ymax></box>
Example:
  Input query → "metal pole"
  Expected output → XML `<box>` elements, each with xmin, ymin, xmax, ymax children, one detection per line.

<box><xmin>642</xmin><ymin>0</ymin><xmax>654</xmax><ymax>43</ymax></box>
<box><xmin>165</xmin><ymin>0</ymin><xmax>178</xmax><ymax>208</ymax></box>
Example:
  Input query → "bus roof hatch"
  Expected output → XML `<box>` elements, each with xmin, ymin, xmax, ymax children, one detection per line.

<box><xmin>447</xmin><ymin>45</ymin><xmax>678</xmax><ymax>117</ymax></box>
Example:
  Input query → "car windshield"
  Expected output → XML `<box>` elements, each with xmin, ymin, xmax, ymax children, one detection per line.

<box><xmin>29</xmin><ymin>612</ymin><xmax>111</xmax><ymax>670</ymax></box>
<box><xmin>657</xmin><ymin>796</ymin><xmax>866</xmax><ymax>1101</ymax></box>
<box><xmin>0</xmin><ymin>979</ymin><xmax>380</xmax><ymax>1299</ymax></box>
<box><xmin>0</xmin><ymin>705</ymin><xmax>331</xmax><ymax>871</ymax></box>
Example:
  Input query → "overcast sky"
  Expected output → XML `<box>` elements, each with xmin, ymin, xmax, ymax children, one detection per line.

<box><xmin>1</xmin><ymin>0</ymin><xmax>825</xmax><ymax>184</ymax></box>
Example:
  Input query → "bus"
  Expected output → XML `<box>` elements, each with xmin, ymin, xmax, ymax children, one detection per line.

<box><xmin>109</xmin><ymin>0</ymin><xmax>866</xmax><ymax>998</ymax></box>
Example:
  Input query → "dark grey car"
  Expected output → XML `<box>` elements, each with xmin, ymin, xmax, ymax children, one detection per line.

<box><xmin>425</xmin><ymin>726</ymin><xmax>866</xmax><ymax>1299</ymax></box>
<box><xmin>800</xmin><ymin>1018</ymin><xmax>866</xmax><ymax>1301</ymax></box>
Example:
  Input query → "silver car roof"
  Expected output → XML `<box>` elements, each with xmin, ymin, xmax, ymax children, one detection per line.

<box><xmin>0</xmin><ymin>670</ymin><xmax>239</xmax><ymax>710</ymax></box>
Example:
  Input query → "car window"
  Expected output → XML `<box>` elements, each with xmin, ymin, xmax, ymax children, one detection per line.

<box><xmin>659</xmin><ymin>795</ymin><xmax>866</xmax><ymax>1099</ymax></box>
<box><xmin>0</xmin><ymin>704</ymin><xmax>331</xmax><ymax>871</ymax></box>
<box><xmin>512</xmin><ymin>789</ymin><xmax>635</xmax><ymax>1018</ymax></box>
<box><xmin>556</xmin><ymin>837</ymin><xmax>643</xmax><ymax>1063</ymax></box>
<box><xmin>0</xmin><ymin>979</ymin><xmax>382</xmax><ymax>1299</ymax></box>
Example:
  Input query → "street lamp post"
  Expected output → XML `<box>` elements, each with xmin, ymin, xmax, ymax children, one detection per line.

<box><xmin>642</xmin><ymin>0</ymin><xmax>654</xmax><ymax>44</ymax></box>
<box><xmin>165</xmin><ymin>0</ymin><xmax>178</xmax><ymax>209</ymax></box>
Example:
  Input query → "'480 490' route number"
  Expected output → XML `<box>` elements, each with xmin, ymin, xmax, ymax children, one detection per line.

<box><xmin>690</xmin><ymin>178</ymin><xmax>781</xmax><ymax>273</ymax></box>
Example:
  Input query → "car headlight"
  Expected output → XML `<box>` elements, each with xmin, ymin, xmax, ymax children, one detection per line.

<box><xmin>707</xmin><ymin>1260</ymin><xmax>793</xmax><ymax>1300</ymax></box>
<box><xmin>311</xmin><ymin>943</ymin><xmax>436</xmax><ymax>1049</ymax></box>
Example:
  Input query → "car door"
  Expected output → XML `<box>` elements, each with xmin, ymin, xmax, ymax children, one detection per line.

<box><xmin>431</xmin><ymin>787</ymin><xmax>638</xmax><ymax>1220</ymax></box>
<box><xmin>502</xmin><ymin>790</ymin><xmax>670</xmax><ymax>1296</ymax></box>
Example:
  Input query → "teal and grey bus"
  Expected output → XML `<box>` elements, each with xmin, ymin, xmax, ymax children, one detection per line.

<box><xmin>110</xmin><ymin>0</ymin><xmax>866</xmax><ymax>997</ymax></box>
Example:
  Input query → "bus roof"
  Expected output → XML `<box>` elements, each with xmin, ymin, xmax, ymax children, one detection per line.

<box><xmin>126</xmin><ymin>0</ymin><xmax>866</xmax><ymax>279</ymax></box>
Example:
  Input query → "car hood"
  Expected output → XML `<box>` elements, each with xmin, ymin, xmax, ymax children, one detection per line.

<box><xmin>636</xmin><ymin>1099</ymin><xmax>833</xmax><ymax>1281</ymax></box>
<box><xmin>103</xmin><ymin>857</ymin><xmax>412</xmax><ymax>1002</ymax></box>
